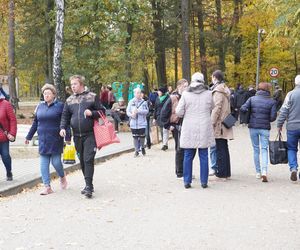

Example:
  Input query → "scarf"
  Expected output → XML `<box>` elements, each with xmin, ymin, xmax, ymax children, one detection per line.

<box><xmin>159</xmin><ymin>94</ymin><xmax>168</xmax><ymax>103</ymax></box>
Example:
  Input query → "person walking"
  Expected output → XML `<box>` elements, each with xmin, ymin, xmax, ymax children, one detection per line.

<box><xmin>161</xmin><ymin>79</ymin><xmax>189</xmax><ymax>178</ymax></box>
<box><xmin>248</xmin><ymin>85</ymin><xmax>257</xmax><ymax>98</ymax></box>
<box><xmin>141</xmin><ymin>90</ymin><xmax>153</xmax><ymax>149</ymax></box>
<box><xmin>153</xmin><ymin>87</ymin><xmax>170</xmax><ymax>151</ymax></box>
<box><xmin>208</xmin><ymin>77</ymin><xmax>224</xmax><ymax>177</ymax></box>
<box><xmin>240</xmin><ymin>82</ymin><xmax>277</xmax><ymax>182</ymax></box>
<box><xmin>26</xmin><ymin>84</ymin><xmax>69</xmax><ymax>195</ymax></box>
<box><xmin>273</xmin><ymin>85</ymin><xmax>283</xmax><ymax>111</ymax></box>
<box><xmin>0</xmin><ymin>91</ymin><xmax>17</xmax><ymax>181</ymax></box>
<box><xmin>211</xmin><ymin>70</ymin><xmax>233</xmax><ymax>179</ymax></box>
<box><xmin>233</xmin><ymin>84</ymin><xmax>248</xmax><ymax>121</ymax></box>
<box><xmin>277</xmin><ymin>75</ymin><xmax>300</xmax><ymax>182</ymax></box>
<box><xmin>60</xmin><ymin>75</ymin><xmax>105</xmax><ymax>198</ymax></box>
<box><xmin>176</xmin><ymin>73</ymin><xmax>215</xmax><ymax>189</ymax></box>
<box><xmin>111</xmin><ymin>97</ymin><xmax>128</xmax><ymax>132</ymax></box>
<box><xmin>127</xmin><ymin>88</ymin><xmax>149</xmax><ymax>157</ymax></box>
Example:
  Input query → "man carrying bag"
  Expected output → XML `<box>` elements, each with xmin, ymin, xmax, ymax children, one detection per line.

<box><xmin>277</xmin><ymin>75</ymin><xmax>300</xmax><ymax>182</ymax></box>
<box><xmin>60</xmin><ymin>75</ymin><xmax>105</xmax><ymax>198</ymax></box>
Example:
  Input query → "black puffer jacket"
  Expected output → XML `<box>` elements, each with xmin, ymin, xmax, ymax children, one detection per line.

<box><xmin>153</xmin><ymin>95</ymin><xmax>170</xmax><ymax>127</ymax></box>
<box><xmin>234</xmin><ymin>89</ymin><xmax>249</xmax><ymax>108</ymax></box>
<box><xmin>60</xmin><ymin>91</ymin><xmax>105</xmax><ymax>137</ymax></box>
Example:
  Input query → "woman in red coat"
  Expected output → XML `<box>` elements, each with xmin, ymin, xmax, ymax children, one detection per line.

<box><xmin>0</xmin><ymin>94</ymin><xmax>17</xmax><ymax>181</ymax></box>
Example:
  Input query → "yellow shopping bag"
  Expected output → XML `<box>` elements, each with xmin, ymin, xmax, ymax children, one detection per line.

<box><xmin>63</xmin><ymin>144</ymin><xmax>76</xmax><ymax>164</ymax></box>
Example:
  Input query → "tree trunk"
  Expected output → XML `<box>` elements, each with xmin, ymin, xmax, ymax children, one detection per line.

<box><xmin>174</xmin><ymin>0</ymin><xmax>179</xmax><ymax>84</ymax></box>
<box><xmin>125</xmin><ymin>22</ymin><xmax>133</xmax><ymax>80</ymax></box>
<box><xmin>45</xmin><ymin>0</ymin><xmax>54</xmax><ymax>84</ymax></box>
<box><xmin>181</xmin><ymin>0</ymin><xmax>191</xmax><ymax>82</ymax></box>
<box><xmin>143</xmin><ymin>68</ymin><xmax>150</xmax><ymax>95</ymax></box>
<box><xmin>294</xmin><ymin>51</ymin><xmax>299</xmax><ymax>75</ymax></box>
<box><xmin>53</xmin><ymin>0</ymin><xmax>64</xmax><ymax>100</ymax></box>
<box><xmin>192</xmin><ymin>10</ymin><xmax>197</xmax><ymax>72</ymax></box>
<box><xmin>197</xmin><ymin>0</ymin><xmax>208</xmax><ymax>82</ymax></box>
<box><xmin>174</xmin><ymin>36</ymin><xmax>178</xmax><ymax>84</ymax></box>
<box><xmin>8</xmin><ymin>0</ymin><xmax>18</xmax><ymax>109</ymax></box>
<box><xmin>124</xmin><ymin>22</ymin><xmax>133</xmax><ymax>104</ymax></box>
<box><xmin>215</xmin><ymin>0</ymin><xmax>225</xmax><ymax>71</ymax></box>
<box><xmin>233</xmin><ymin>0</ymin><xmax>243</xmax><ymax>81</ymax></box>
<box><xmin>151</xmin><ymin>0</ymin><xmax>167</xmax><ymax>86</ymax></box>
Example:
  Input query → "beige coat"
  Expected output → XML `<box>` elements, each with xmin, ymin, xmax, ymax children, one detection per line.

<box><xmin>211</xmin><ymin>83</ymin><xmax>234</xmax><ymax>140</ymax></box>
<box><xmin>176</xmin><ymin>88</ymin><xmax>215</xmax><ymax>149</ymax></box>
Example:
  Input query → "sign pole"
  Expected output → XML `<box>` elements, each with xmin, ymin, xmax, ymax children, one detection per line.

<box><xmin>256</xmin><ymin>30</ymin><xmax>261</xmax><ymax>89</ymax></box>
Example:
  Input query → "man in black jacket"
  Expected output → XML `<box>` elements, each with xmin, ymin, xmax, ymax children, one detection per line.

<box><xmin>60</xmin><ymin>75</ymin><xmax>105</xmax><ymax>198</ymax></box>
<box><xmin>153</xmin><ymin>87</ymin><xmax>170</xmax><ymax>151</ymax></box>
<box><xmin>161</xmin><ymin>79</ymin><xmax>189</xmax><ymax>177</ymax></box>
<box><xmin>234</xmin><ymin>84</ymin><xmax>249</xmax><ymax>121</ymax></box>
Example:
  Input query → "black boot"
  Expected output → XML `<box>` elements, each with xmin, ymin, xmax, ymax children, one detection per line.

<box><xmin>141</xmin><ymin>148</ymin><xmax>146</xmax><ymax>156</ymax></box>
<box><xmin>84</xmin><ymin>186</ymin><xmax>93</xmax><ymax>198</ymax></box>
<box><xmin>81</xmin><ymin>185</ymin><xmax>94</xmax><ymax>195</ymax></box>
<box><xmin>6</xmin><ymin>172</ymin><xmax>13</xmax><ymax>181</ymax></box>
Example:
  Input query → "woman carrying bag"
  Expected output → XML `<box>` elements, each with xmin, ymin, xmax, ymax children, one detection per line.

<box><xmin>211</xmin><ymin>70</ymin><xmax>234</xmax><ymax>180</ymax></box>
<box><xmin>241</xmin><ymin>82</ymin><xmax>277</xmax><ymax>182</ymax></box>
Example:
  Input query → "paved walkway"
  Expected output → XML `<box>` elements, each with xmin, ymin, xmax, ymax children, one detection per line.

<box><xmin>0</xmin><ymin>125</ymin><xmax>300</xmax><ymax>249</ymax></box>
<box><xmin>0</xmin><ymin>124</ymin><xmax>134</xmax><ymax>195</ymax></box>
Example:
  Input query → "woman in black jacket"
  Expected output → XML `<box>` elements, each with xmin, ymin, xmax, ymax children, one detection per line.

<box><xmin>153</xmin><ymin>86</ymin><xmax>170</xmax><ymax>151</ymax></box>
<box><xmin>240</xmin><ymin>82</ymin><xmax>277</xmax><ymax>182</ymax></box>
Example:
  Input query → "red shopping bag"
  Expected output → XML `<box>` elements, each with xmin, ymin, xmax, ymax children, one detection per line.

<box><xmin>94</xmin><ymin>112</ymin><xmax>120</xmax><ymax>149</ymax></box>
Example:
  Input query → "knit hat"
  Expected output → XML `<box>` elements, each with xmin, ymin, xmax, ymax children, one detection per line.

<box><xmin>158</xmin><ymin>86</ymin><xmax>168</xmax><ymax>95</ymax></box>
<box><xmin>190</xmin><ymin>72</ymin><xmax>205</xmax><ymax>88</ymax></box>
<box><xmin>295</xmin><ymin>75</ymin><xmax>300</xmax><ymax>86</ymax></box>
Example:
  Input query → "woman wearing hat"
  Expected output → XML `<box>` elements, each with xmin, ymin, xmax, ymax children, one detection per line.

<box><xmin>25</xmin><ymin>84</ymin><xmax>69</xmax><ymax>195</ymax></box>
<box><xmin>176</xmin><ymin>72</ymin><xmax>215</xmax><ymax>189</ymax></box>
<box><xmin>153</xmin><ymin>86</ymin><xmax>170</xmax><ymax>151</ymax></box>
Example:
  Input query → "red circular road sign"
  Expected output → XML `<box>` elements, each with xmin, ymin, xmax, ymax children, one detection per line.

<box><xmin>269</xmin><ymin>67</ymin><xmax>279</xmax><ymax>78</ymax></box>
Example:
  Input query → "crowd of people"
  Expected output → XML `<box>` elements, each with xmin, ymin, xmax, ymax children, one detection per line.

<box><xmin>0</xmin><ymin>73</ymin><xmax>299</xmax><ymax>198</ymax></box>
<box><xmin>125</xmin><ymin>72</ymin><xmax>300</xmax><ymax>189</ymax></box>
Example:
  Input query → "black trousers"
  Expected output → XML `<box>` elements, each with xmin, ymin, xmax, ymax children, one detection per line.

<box><xmin>146</xmin><ymin>116</ymin><xmax>151</xmax><ymax>148</ymax></box>
<box><xmin>112</xmin><ymin>112</ymin><xmax>127</xmax><ymax>131</ymax></box>
<box><xmin>172</xmin><ymin>126</ymin><xmax>184</xmax><ymax>177</ymax></box>
<box><xmin>74</xmin><ymin>134</ymin><xmax>97</xmax><ymax>187</ymax></box>
<box><xmin>215</xmin><ymin>138</ymin><xmax>231</xmax><ymax>178</ymax></box>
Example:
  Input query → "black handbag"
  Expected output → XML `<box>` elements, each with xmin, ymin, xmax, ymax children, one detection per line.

<box><xmin>269</xmin><ymin>132</ymin><xmax>288</xmax><ymax>165</ymax></box>
<box><xmin>222</xmin><ymin>114</ymin><xmax>237</xmax><ymax>129</ymax></box>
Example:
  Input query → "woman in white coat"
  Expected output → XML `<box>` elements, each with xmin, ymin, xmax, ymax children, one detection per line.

<box><xmin>176</xmin><ymin>72</ymin><xmax>215</xmax><ymax>189</ymax></box>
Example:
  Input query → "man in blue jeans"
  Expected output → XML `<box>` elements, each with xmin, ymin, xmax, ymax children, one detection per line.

<box><xmin>277</xmin><ymin>75</ymin><xmax>300</xmax><ymax>182</ymax></box>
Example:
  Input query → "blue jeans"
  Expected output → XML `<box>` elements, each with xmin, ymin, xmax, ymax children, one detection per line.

<box><xmin>0</xmin><ymin>141</ymin><xmax>12</xmax><ymax>174</ymax></box>
<box><xmin>210</xmin><ymin>146</ymin><xmax>217</xmax><ymax>171</ymax></box>
<box><xmin>287</xmin><ymin>130</ymin><xmax>300</xmax><ymax>172</ymax></box>
<box><xmin>40</xmin><ymin>154</ymin><xmax>65</xmax><ymax>186</ymax></box>
<box><xmin>183</xmin><ymin>148</ymin><xmax>209</xmax><ymax>185</ymax></box>
<box><xmin>249</xmin><ymin>129</ymin><xmax>270</xmax><ymax>175</ymax></box>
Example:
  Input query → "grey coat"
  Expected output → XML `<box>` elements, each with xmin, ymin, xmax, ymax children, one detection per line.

<box><xmin>175</xmin><ymin>87</ymin><xmax>215</xmax><ymax>149</ymax></box>
<box><xmin>277</xmin><ymin>85</ymin><xmax>300</xmax><ymax>130</ymax></box>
